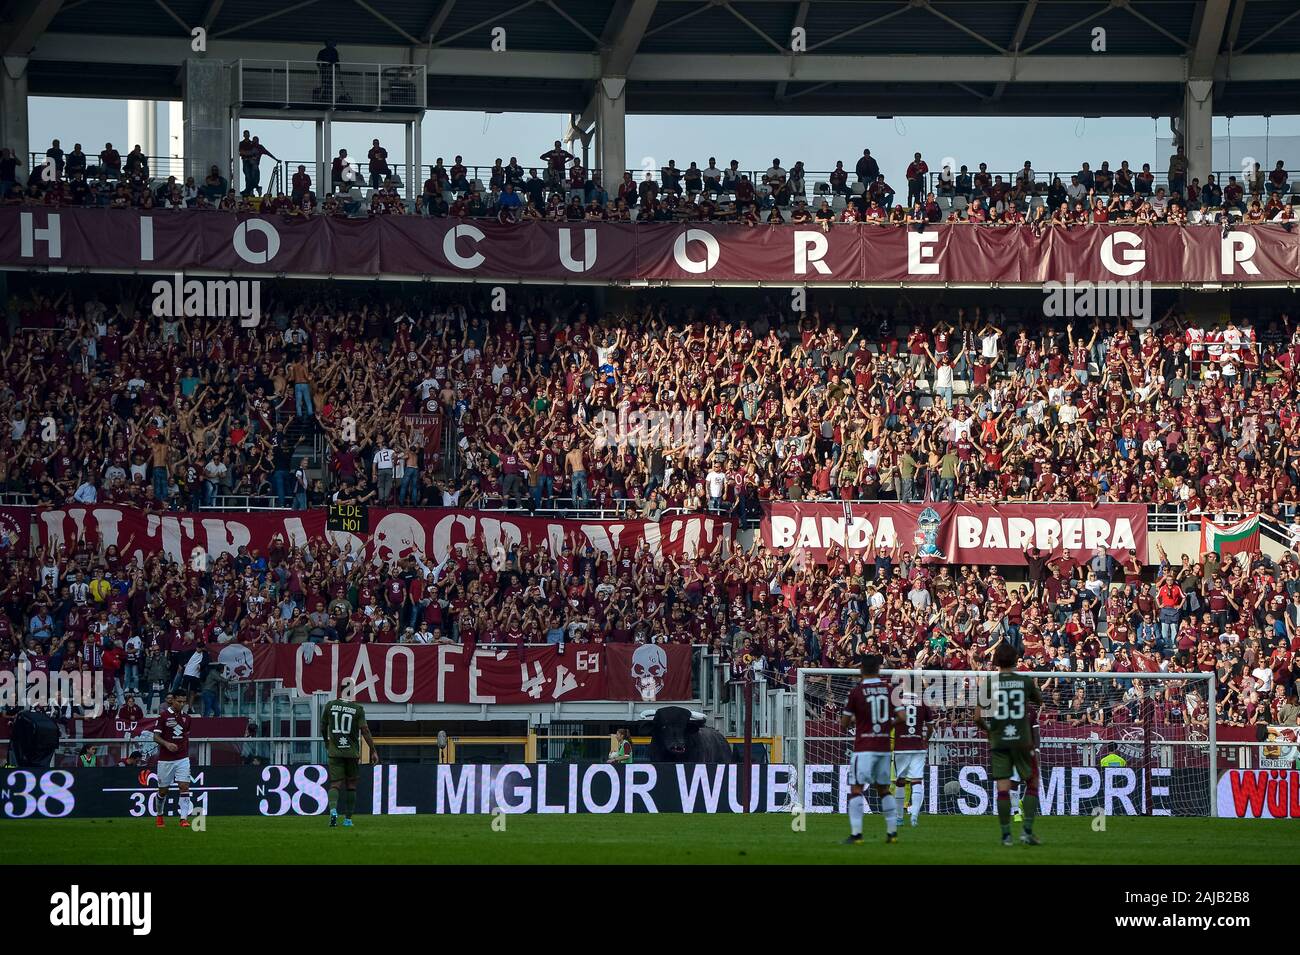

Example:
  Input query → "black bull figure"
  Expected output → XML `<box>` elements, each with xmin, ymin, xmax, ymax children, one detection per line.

<box><xmin>641</xmin><ymin>706</ymin><xmax>733</xmax><ymax>763</ymax></box>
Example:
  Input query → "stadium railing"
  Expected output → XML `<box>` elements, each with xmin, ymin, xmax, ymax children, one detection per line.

<box><xmin>27</xmin><ymin>151</ymin><xmax>1290</xmax><ymax>208</ymax></box>
<box><xmin>533</xmin><ymin>732</ymin><xmax>779</xmax><ymax>763</ymax></box>
<box><xmin>28</xmin><ymin>152</ymin><xmax>189</xmax><ymax>183</ymax></box>
<box><xmin>233</xmin><ymin>60</ymin><xmax>425</xmax><ymax>112</ymax></box>
<box><xmin>53</xmin><ymin>735</ymin><xmax>320</xmax><ymax>767</ymax></box>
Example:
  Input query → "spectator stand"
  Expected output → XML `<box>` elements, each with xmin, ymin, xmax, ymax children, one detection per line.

<box><xmin>231</xmin><ymin>59</ymin><xmax>427</xmax><ymax>203</ymax></box>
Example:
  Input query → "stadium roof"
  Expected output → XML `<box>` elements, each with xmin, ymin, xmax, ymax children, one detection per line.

<box><xmin>5</xmin><ymin>0</ymin><xmax>1300</xmax><ymax>115</ymax></box>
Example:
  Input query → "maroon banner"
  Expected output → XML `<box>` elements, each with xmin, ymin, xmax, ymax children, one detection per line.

<box><xmin>3</xmin><ymin>208</ymin><xmax>1299</xmax><ymax>285</ymax></box>
<box><xmin>31</xmin><ymin>506</ymin><xmax>734</xmax><ymax>567</ymax></box>
<box><xmin>249</xmin><ymin>642</ymin><xmax>693</xmax><ymax>705</ymax></box>
<box><xmin>78</xmin><ymin>714</ymin><xmax>249</xmax><ymax>740</ymax></box>
<box><xmin>0</xmin><ymin>505</ymin><xmax>33</xmax><ymax>554</ymax></box>
<box><xmin>633</xmin><ymin>220</ymin><xmax>864</xmax><ymax>282</ymax></box>
<box><xmin>605</xmin><ymin>643</ymin><xmax>693</xmax><ymax>703</ymax></box>
<box><xmin>761</xmin><ymin>502</ymin><xmax>1147</xmax><ymax>565</ymax></box>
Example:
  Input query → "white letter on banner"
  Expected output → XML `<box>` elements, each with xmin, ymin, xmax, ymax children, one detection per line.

<box><xmin>200</xmin><ymin>518</ymin><xmax>251</xmax><ymax>559</ymax></box>
<box><xmin>672</xmin><ymin>229</ymin><xmax>719</xmax><ymax>274</ymax></box>
<box><xmin>907</xmin><ymin>230</ymin><xmax>939</xmax><ymax>274</ymax></box>
<box><xmin>139</xmin><ymin>216</ymin><xmax>154</xmax><ymax>261</ymax></box>
<box><xmin>80</xmin><ymin>508</ymin><xmax>122</xmax><ymax>551</ymax></box>
<box><xmin>1100</xmin><ymin>231</ymin><xmax>1145</xmax><ymax>276</ymax></box>
<box><xmin>384</xmin><ymin>646</ymin><xmax>414</xmax><ymax>703</ymax></box>
<box><xmin>232</xmin><ymin>218</ymin><xmax>280</xmax><ymax>264</ymax></box>
<box><xmin>494</xmin><ymin>765</ymin><xmax>532</xmax><ymax>813</ymax></box>
<box><xmin>348</xmin><ymin>646</ymin><xmax>380</xmax><ymax>700</ymax></box>
<box><xmin>20</xmin><ymin>212</ymin><xmax>61</xmax><ymax>258</ymax></box>
<box><xmin>955</xmin><ymin>515</ymin><xmax>981</xmax><ymax>549</ymax></box>
<box><xmin>145</xmin><ymin>513</ymin><xmax>194</xmax><ymax>564</ymax></box>
<box><xmin>625</xmin><ymin>765</ymin><xmax>658</xmax><ymax>813</ymax></box>
<box><xmin>794</xmin><ymin>231</ymin><xmax>831</xmax><ymax>275</ymax></box>
<box><xmin>38</xmin><ymin>509</ymin><xmax>69</xmax><ymax>551</ymax></box>
<box><xmin>468</xmin><ymin>650</ymin><xmax>498</xmax><ymax>704</ymax></box>
<box><xmin>444</xmin><ymin>224</ymin><xmax>486</xmax><ymax>269</ymax></box>
<box><xmin>437</xmin><ymin>765</ymin><xmax>472</xmax><ymax>813</ymax></box>
<box><xmin>1006</xmin><ymin>518</ymin><xmax>1034</xmax><ymax>549</ymax></box>
<box><xmin>436</xmin><ymin>644</ymin><xmax>462</xmax><ymax>702</ymax></box>
<box><xmin>768</xmin><ymin>516</ymin><xmax>796</xmax><ymax>549</ymax></box>
<box><xmin>558</xmin><ymin>228</ymin><xmax>597</xmax><ymax>272</ymax></box>
<box><xmin>582</xmin><ymin>765</ymin><xmax>619</xmax><ymax>813</ymax></box>
<box><xmin>1220</xmin><ymin>232</ymin><xmax>1261</xmax><ymax>276</ymax></box>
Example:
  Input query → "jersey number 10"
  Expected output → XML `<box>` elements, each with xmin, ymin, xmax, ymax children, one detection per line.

<box><xmin>869</xmin><ymin>695</ymin><xmax>891</xmax><ymax>729</ymax></box>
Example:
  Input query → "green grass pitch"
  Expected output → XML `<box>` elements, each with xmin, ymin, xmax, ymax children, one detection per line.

<box><xmin>3</xmin><ymin>814</ymin><xmax>1297</xmax><ymax>864</ymax></box>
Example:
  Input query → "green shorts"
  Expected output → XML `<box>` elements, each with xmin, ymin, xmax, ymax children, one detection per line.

<box><xmin>990</xmin><ymin>747</ymin><xmax>1037</xmax><ymax>783</ymax></box>
<box><xmin>328</xmin><ymin>756</ymin><xmax>359</xmax><ymax>783</ymax></box>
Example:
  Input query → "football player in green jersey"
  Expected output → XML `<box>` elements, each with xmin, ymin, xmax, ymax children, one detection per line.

<box><xmin>321</xmin><ymin>678</ymin><xmax>377</xmax><ymax>828</ymax></box>
<box><xmin>975</xmin><ymin>642</ymin><xmax>1043</xmax><ymax>847</ymax></box>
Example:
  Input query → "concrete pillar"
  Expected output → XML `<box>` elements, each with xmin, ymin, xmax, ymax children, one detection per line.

<box><xmin>1183</xmin><ymin>79</ymin><xmax>1213</xmax><ymax>193</ymax></box>
<box><xmin>167</xmin><ymin>100</ymin><xmax>184</xmax><ymax>177</ymax></box>
<box><xmin>127</xmin><ymin>101</ymin><xmax>158</xmax><ymax>160</ymax></box>
<box><xmin>316</xmin><ymin>118</ymin><xmax>331</xmax><ymax>197</ymax></box>
<box><xmin>404</xmin><ymin>122</ymin><xmax>413</xmax><ymax>201</ymax></box>
<box><xmin>182</xmin><ymin>58</ymin><xmax>228</xmax><ymax>186</ymax></box>
<box><xmin>594</xmin><ymin>77</ymin><xmax>626</xmax><ymax>195</ymax></box>
<box><xmin>412</xmin><ymin>113</ymin><xmax>422</xmax><ymax>203</ymax></box>
<box><xmin>1</xmin><ymin>56</ymin><xmax>30</xmax><ymax>175</ymax></box>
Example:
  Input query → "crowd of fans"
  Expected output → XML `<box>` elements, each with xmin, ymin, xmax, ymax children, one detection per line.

<box><xmin>2</xmin><ymin>278</ymin><xmax>1300</xmax><ymax>736</ymax></box>
<box><xmin>3</xmin><ymin>138</ymin><xmax>1296</xmax><ymax>227</ymax></box>
<box><xmin>7</xmin><ymin>287</ymin><xmax>1300</xmax><ymax>520</ymax></box>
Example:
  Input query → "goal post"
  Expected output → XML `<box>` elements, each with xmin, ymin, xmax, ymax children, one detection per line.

<box><xmin>792</xmin><ymin>668</ymin><xmax>1217</xmax><ymax>818</ymax></box>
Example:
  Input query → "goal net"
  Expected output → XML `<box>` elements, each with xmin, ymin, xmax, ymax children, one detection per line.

<box><xmin>790</xmin><ymin>668</ymin><xmax>1217</xmax><ymax>817</ymax></box>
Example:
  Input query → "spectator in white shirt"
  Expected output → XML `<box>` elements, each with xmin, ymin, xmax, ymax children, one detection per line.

<box><xmin>372</xmin><ymin>441</ymin><xmax>395</xmax><ymax>503</ymax></box>
<box><xmin>705</xmin><ymin>468</ymin><xmax>727</xmax><ymax>510</ymax></box>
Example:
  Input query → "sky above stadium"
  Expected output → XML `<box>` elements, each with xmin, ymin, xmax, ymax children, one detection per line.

<box><xmin>26</xmin><ymin>97</ymin><xmax>1300</xmax><ymax>182</ymax></box>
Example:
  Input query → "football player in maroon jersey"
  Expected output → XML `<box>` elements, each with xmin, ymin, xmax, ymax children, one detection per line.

<box><xmin>152</xmin><ymin>690</ymin><xmax>196</xmax><ymax>828</ymax></box>
<box><xmin>894</xmin><ymin>690</ymin><xmax>933</xmax><ymax>827</ymax></box>
<box><xmin>840</xmin><ymin>654</ymin><xmax>906</xmax><ymax>844</ymax></box>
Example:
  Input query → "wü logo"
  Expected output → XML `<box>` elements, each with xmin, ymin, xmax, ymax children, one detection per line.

<box><xmin>49</xmin><ymin>885</ymin><xmax>152</xmax><ymax>935</ymax></box>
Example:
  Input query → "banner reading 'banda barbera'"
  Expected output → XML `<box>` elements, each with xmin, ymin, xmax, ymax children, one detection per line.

<box><xmin>21</xmin><ymin>506</ymin><xmax>734</xmax><ymax>566</ymax></box>
<box><xmin>760</xmin><ymin>502</ymin><xmax>1147</xmax><ymax>565</ymax></box>
<box><xmin>3</xmin><ymin>208</ymin><xmax>1298</xmax><ymax>285</ymax></box>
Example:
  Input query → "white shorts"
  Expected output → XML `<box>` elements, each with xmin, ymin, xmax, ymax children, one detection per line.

<box><xmin>850</xmin><ymin>751</ymin><xmax>892</xmax><ymax>788</ymax></box>
<box><xmin>157</xmin><ymin>757</ymin><xmax>191</xmax><ymax>788</ymax></box>
<box><xmin>893</xmin><ymin>750</ymin><xmax>925</xmax><ymax>782</ymax></box>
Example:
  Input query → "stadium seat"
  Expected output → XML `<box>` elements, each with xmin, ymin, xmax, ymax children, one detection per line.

<box><xmin>851</xmin><ymin>181</ymin><xmax>866</xmax><ymax>196</ymax></box>
<box><xmin>953</xmin><ymin>195</ymin><xmax>968</xmax><ymax>213</ymax></box>
<box><xmin>831</xmin><ymin>195</ymin><xmax>847</xmax><ymax>214</ymax></box>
